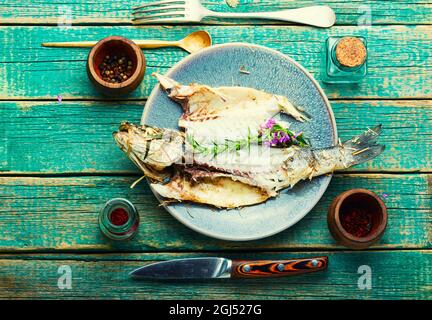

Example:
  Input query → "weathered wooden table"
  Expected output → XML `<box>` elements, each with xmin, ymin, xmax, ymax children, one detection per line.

<box><xmin>0</xmin><ymin>0</ymin><xmax>431</xmax><ymax>299</ymax></box>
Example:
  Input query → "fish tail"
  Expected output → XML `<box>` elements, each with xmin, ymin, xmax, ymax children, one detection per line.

<box><xmin>342</xmin><ymin>125</ymin><xmax>385</xmax><ymax>166</ymax></box>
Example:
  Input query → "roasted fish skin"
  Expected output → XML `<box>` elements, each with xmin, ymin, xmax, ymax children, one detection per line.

<box><xmin>177</xmin><ymin>125</ymin><xmax>384</xmax><ymax>193</ymax></box>
<box><xmin>151</xmin><ymin>174</ymin><xmax>272</xmax><ymax>209</ymax></box>
<box><xmin>113</xmin><ymin>122</ymin><xmax>385</xmax><ymax>208</ymax></box>
<box><xmin>153</xmin><ymin>73</ymin><xmax>308</xmax><ymax>144</ymax></box>
<box><xmin>113</xmin><ymin>122</ymin><xmax>184</xmax><ymax>182</ymax></box>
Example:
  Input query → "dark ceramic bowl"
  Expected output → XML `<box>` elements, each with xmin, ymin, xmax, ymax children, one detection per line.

<box><xmin>87</xmin><ymin>36</ymin><xmax>145</xmax><ymax>96</ymax></box>
<box><xmin>328</xmin><ymin>189</ymin><xmax>387</xmax><ymax>250</ymax></box>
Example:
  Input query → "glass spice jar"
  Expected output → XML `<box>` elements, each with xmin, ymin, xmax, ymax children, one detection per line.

<box><xmin>99</xmin><ymin>198</ymin><xmax>140</xmax><ymax>241</ymax></box>
<box><xmin>323</xmin><ymin>36</ymin><xmax>367</xmax><ymax>84</ymax></box>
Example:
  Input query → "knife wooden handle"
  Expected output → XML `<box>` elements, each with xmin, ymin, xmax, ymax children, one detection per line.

<box><xmin>231</xmin><ymin>257</ymin><xmax>328</xmax><ymax>278</ymax></box>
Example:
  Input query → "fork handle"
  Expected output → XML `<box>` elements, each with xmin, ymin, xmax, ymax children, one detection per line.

<box><xmin>206</xmin><ymin>5</ymin><xmax>336</xmax><ymax>28</ymax></box>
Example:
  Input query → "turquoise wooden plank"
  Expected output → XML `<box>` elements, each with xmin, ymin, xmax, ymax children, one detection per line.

<box><xmin>0</xmin><ymin>128</ymin><xmax>7</xmax><ymax>171</ymax></box>
<box><xmin>1</xmin><ymin>100</ymin><xmax>430</xmax><ymax>174</ymax></box>
<box><xmin>0</xmin><ymin>174</ymin><xmax>430</xmax><ymax>251</ymax></box>
<box><xmin>1</xmin><ymin>0</ymin><xmax>431</xmax><ymax>25</ymax></box>
<box><xmin>0</xmin><ymin>101</ymin><xmax>141</xmax><ymax>174</ymax></box>
<box><xmin>0</xmin><ymin>25</ymin><xmax>430</xmax><ymax>99</ymax></box>
<box><xmin>0</xmin><ymin>251</ymin><xmax>430</xmax><ymax>299</ymax></box>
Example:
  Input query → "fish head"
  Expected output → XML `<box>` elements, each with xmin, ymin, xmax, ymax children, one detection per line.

<box><xmin>113</xmin><ymin>122</ymin><xmax>184</xmax><ymax>181</ymax></box>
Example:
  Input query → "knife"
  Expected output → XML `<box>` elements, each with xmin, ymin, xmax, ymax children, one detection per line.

<box><xmin>130</xmin><ymin>257</ymin><xmax>328</xmax><ymax>279</ymax></box>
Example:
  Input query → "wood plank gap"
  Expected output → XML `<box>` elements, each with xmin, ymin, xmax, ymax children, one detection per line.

<box><xmin>0</xmin><ymin>171</ymin><xmax>430</xmax><ymax>178</ymax></box>
<box><xmin>1</xmin><ymin>97</ymin><xmax>432</xmax><ymax>102</ymax></box>
<box><xmin>0</xmin><ymin>246</ymin><xmax>430</xmax><ymax>256</ymax></box>
<box><xmin>1</xmin><ymin>23</ymin><xmax>431</xmax><ymax>27</ymax></box>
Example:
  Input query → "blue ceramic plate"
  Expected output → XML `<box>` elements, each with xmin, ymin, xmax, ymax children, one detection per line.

<box><xmin>142</xmin><ymin>43</ymin><xmax>337</xmax><ymax>241</ymax></box>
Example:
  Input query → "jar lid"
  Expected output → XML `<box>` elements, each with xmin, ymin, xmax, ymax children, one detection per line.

<box><xmin>335</xmin><ymin>37</ymin><xmax>367</xmax><ymax>68</ymax></box>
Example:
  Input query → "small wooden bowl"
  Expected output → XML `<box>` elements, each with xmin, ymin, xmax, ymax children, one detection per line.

<box><xmin>86</xmin><ymin>36</ymin><xmax>145</xmax><ymax>96</ymax></box>
<box><xmin>328</xmin><ymin>189</ymin><xmax>387</xmax><ymax>250</ymax></box>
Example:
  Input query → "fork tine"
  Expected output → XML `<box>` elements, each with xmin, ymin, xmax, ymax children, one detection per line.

<box><xmin>133</xmin><ymin>0</ymin><xmax>185</xmax><ymax>10</ymax></box>
<box><xmin>132</xmin><ymin>17</ymin><xmax>188</xmax><ymax>24</ymax></box>
<box><xmin>132</xmin><ymin>12</ymin><xmax>185</xmax><ymax>20</ymax></box>
<box><xmin>133</xmin><ymin>5</ymin><xmax>185</xmax><ymax>15</ymax></box>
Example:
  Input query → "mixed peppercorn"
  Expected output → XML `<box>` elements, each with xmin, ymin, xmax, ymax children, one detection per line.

<box><xmin>99</xmin><ymin>54</ymin><xmax>133</xmax><ymax>83</ymax></box>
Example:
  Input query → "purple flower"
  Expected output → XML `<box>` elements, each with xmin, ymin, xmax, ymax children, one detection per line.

<box><xmin>382</xmin><ymin>193</ymin><xmax>389</xmax><ymax>199</ymax></box>
<box><xmin>57</xmin><ymin>95</ymin><xmax>62</xmax><ymax>103</ymax></box>
<box><xmin>270</xmin><ymin>137</ymin><xmax>279</xmax><ymax>145</ymax></box>
<box><xmin>279</xmin><ymin>133</ymin><xmax>291</xmax><ymax>144</ymax></box>
<box><xmin>265</xmin><ymin>118</ymin><xmax>276</xmax><ymax>129</ymax></box>
<box><xmin>259</xmin><ymin>119</ymin><xmax>307</xmax><ymax>149</ymax></box>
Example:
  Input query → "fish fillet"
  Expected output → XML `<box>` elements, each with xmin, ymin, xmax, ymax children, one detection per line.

<box><xmin>154</xmin><ymin>73</ymin><xmax>308</xmax><ymax>145</ymax></box>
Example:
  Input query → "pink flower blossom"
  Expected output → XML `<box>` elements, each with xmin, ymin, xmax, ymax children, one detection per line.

<box><xmin>264</xmin><ymin>118</ymin><xmax>276</xmax><ymax>129</ymax></box>
<box><xmin>279</xmin><ymin>133</ymin><xmax>290</xmax><ymax>144</ymax></box>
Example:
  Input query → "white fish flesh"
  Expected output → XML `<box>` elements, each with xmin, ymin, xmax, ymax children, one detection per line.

<box><xmin>154</xmin><ymin>73</ymin><xmax>308</xmax><ymax>145</ymax></box>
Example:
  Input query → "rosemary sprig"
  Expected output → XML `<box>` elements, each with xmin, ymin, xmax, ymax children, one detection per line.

<box><xmin>186</xmin><ymin>119</ymin><xmax>308</xmax><ymax>157</ymax></box>
<box><xmin>186</xmin><ymin>133</ymin><xmax>262</xmax><ymax>157</ymax></box>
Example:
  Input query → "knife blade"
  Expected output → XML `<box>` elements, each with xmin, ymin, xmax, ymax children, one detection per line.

<box><xmin>130</xmin><ymin>257</ymin><xmax>328</xmax><ymax>279</ymax></box>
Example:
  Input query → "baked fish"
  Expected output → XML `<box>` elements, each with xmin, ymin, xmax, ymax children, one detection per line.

<box><xmin>154</xmin><ymin>73</ymin><xmax>308</xmax><ymax>145</ymax></box>
<box><xmin>113</xmin><ymin>122</ymin><xmax>385</xmax><ymax>208</ymax></box>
